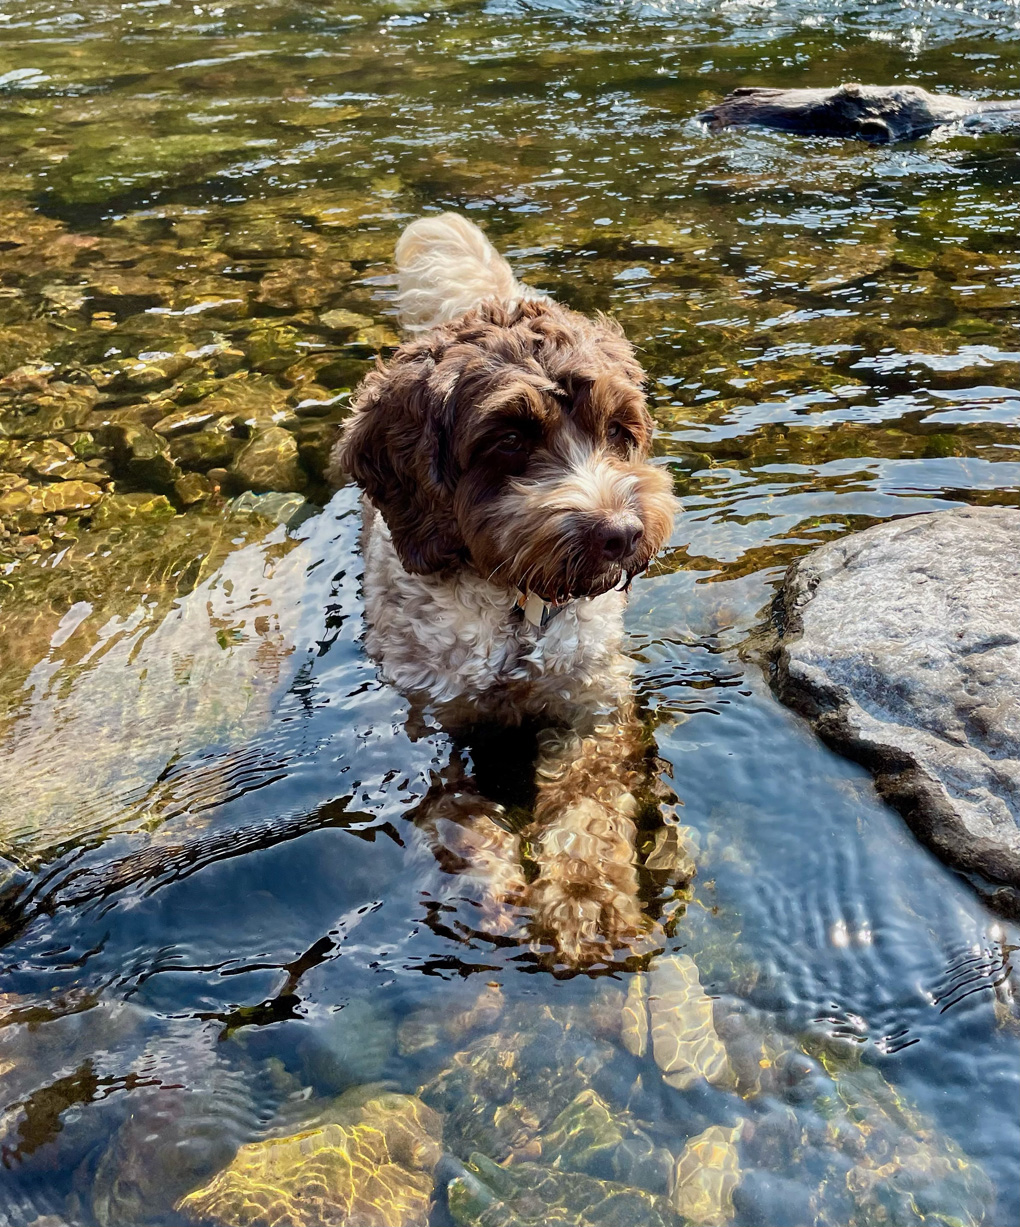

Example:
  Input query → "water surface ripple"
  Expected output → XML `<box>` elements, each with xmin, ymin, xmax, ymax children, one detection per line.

<box><xmin>0</xmin><ymin>0</ymin><xmax>1018</xmax><ymax>1221</ymax></box>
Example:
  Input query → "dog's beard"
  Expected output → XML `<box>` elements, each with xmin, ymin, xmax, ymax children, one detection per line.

<box><xmin>460</xmin><ymin>461</ymin><xmax>675</xmax><ymax>602</ymax></box>
<box><xmin>500</xmin><ymin>518</ymin><xmax>643</xmax><ymax>603</ymax></box>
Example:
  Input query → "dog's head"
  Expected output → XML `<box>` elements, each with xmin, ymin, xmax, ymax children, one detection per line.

<box><xmin>332</xmin><ymin>298</ymin><xmax>676</xmax><ymax>601</ymax></box>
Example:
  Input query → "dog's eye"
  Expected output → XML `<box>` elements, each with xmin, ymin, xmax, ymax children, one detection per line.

<box><xmin>496</xmin><ymin>430</ymin><xmax>527</xmax><ymax>454</ymax></box>
<box><xmin>607</xmin><ymin>421</ymin><xmax>630</xmax><ymax>446</ymax></box>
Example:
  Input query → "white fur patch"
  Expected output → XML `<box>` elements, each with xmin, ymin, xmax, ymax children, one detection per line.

<box><xmin>395</xmin><ymin>212</ymin><xmax>547</xmax><ymax>332</ymax></box>
<box><xmin>511</xmin><ymin>433</ymin><xmax>642</xmax><ymax>517</ymax></box>
<box><xmin>360</xmin><ymin>503</ymin><xmax>630</xmax><ymax>719</ymax></box>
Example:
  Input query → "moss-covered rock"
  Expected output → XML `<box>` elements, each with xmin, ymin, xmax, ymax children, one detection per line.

<box><xmin>168</xmin><ymin>420</ymin><xmax>242</xmax><ymax>473</ymax></box>
<box><xmin>100</xmin><ymin>422</ymin><xmax>182</xmax><ymax>492</ymax></box>
<box><xmin>446</xmin><ymin>1153</ymin><xmax>680</xmax><ymax>1227</ymax></box>
<box><xmin>243</xmin><ymin>325</ymin><xmax>306</xmax><ymax>375</ymax></box>
<box><xmin>229</xmin><ymin>426</ymin><xmax>307</xmax><ymax>494</ymax></box>
<box><xmin>89</xmin><ymin>492</ymin><xmax>176</xmax><ymax>529</ymax></box>
<box><xmin>43</xmin><ymin>132</ymin><xmax>256</xmax><ymax>206</ymax></box>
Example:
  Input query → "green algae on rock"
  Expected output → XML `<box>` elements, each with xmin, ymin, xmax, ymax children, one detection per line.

<box><xmin>447</xmin><ymin>1152</ymin><xmax>681</xmax><ymax>1227</ymax></box>
<box><xmin>42</xmin><ymin>133</ymin><xmax>258</xmax><ymax>207</ymax></box>
<box><xmin>229</xmin><ymin>425</ymin><xmax>308</xmax><ymax>494</ymax></box>
<box><xmin>178</xmin><ymin>1089</ymin><xmax>444</xmax><ymax>1227</ymax></box>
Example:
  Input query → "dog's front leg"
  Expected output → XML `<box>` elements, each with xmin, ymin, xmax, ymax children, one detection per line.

<box><xmin>408</xmin><ymin>750</ymin><xmax>528</xmax><ymax>944</ymax></box>
<box><xmin>526</xmin><ymin>707</ymin><xmax>651</xmax><ymax>967</ymax></box>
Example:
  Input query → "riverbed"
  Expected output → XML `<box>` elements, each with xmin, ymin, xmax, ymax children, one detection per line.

<box><xmin>1</xmin><ymin>0</ymin><xmax>1018</xmax><ymax>1222</ymax></box>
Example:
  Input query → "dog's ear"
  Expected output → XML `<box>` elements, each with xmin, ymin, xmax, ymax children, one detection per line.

<box><xmin>330</xmin><ymin>348</ymin><xmax>466</xmax><ymax>574</ymax></box>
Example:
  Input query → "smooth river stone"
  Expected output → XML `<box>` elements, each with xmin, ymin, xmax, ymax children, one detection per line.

<box><xmin>773</xmin><ymin>507</ymin><xmax>1020</xmax><ymax>915</ymax></box>
<box><xmin>670</xmin><ymin>1123</ymin><xmax>743</xmax><ymax>1227</ymax></box>
<box><xmin>647</xmin><ymin>954</ymin><xmax>732</xmax><ymax>1090</ymax></box>
<box><xmin>178</xmin><ymin>1090</ymin><xmax>443</xmax><ymax>1227</ymax></box>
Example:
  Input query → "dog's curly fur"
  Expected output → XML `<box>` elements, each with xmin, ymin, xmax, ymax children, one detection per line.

<box><xmin>329</xmin><ymin>214</ymin><xmax>677</xmax><ymax>966</ymax></box>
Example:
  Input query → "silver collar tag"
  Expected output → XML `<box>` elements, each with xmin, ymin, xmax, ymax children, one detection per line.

<box><xmin>513</xmin><ymin>589</ymin><xmax>564</xmax><ymax>629</ymax></box>
<box><xmin>522</xmin><ymin>591</ymin><xmax>547</xmax><ymax>627</ymax></box>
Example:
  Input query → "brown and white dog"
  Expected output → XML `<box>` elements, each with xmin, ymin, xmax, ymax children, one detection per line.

<box><xmin>329</xmin><ymin>214</ymin><xmax>677</xmax><ymax>967</ymax></box>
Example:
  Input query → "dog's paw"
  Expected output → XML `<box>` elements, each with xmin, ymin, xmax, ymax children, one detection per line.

<box><xmin>527</xmin><ymin>796</ymin><xmax>648</xmax><ymax>967</ymax></box>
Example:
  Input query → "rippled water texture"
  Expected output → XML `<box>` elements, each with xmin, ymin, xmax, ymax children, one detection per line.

<box><xmin>1</xmin><ymin>0</ymin><xmax>1019</xmax><ymax>1223</ymax></box>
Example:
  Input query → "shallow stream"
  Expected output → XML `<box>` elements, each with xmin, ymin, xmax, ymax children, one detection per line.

<box><xmin>1</xmin><ymin>0</ymin><xmax>1019</xmax><ymax>1223</ymax></box>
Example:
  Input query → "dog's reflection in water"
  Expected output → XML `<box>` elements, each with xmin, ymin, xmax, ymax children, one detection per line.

<box><xmin>330</xmin><ymin>214</ymin><xmax>678</xmax><ymax>968</ymax></box>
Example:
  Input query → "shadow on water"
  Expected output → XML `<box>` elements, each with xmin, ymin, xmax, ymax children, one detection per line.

<box><xmin>0</xmin><ymin>0</ymin><xmax>1019</xmax><ymax>1220</ymax></box>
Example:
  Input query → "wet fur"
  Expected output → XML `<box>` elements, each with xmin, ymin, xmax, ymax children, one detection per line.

<box><xmin>330</xmin><ymin>214</ymin><xmax>677</xmax><ymax>966</ymax></box>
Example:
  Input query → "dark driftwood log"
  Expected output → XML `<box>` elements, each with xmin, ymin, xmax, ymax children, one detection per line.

<box><xmin>698</xmin><ymin>83</ymin><xmax>1020</xmax><ymax>143</ymax></box>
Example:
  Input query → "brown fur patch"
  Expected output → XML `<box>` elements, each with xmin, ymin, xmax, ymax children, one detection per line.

<box><xmin>331</xmin><ymin>298</ymin><xmax>675</xmax><ymax>595</ymax></box>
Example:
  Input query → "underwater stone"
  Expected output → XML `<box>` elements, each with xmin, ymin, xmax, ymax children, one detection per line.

<box><xmin>643</xmin><ymin>822</ymin><xmax>698</xmax><ymax>883</ymax></box>
<box><xmin>89</xmin><ymin>492</ymin><xmax>176</xmax><ymax>528</ymax></box>
<box><xmin>621</xmin><ymin>976</ymin><xmax>649</xmax><ymax>1058</ymax></box>
<box><xmin>244</xmin><ymin>325</ymin><xmax>305</xmax><ymax>375</ymax></box>
<box><xmin>0</xmin><ymin>384</ymin><xmax>97</xmax><ymax>439</ymax></box>
<box><xmin>0</xmin><ymin>480</ymin><xmax>104</xmax><ymax>517</ymax></box>
<box><xmin>444</xmin><ymin>1148</ymin><xmax>677</xmax><ymax>1227</ymax></box>
<box><xmin>225</xmin><ymin>490</ymin><xmax>313</xmax><ymax>528</ymax></box>
<box><xmin>295</xmin><ymin>417</ymin><xmax>345</xmax><ymax>481</ymax></box>
<box><xmin>173</xmin><ymin>472</ymin><xmax>212</xmax><ymax>507</ymax></box>
<box><xmin>257</xmin><ymin>258</ymin><xmax>354</xmax><ymax>310</ymax></box>
<box><xmin>153</xmin><ymin>407</ymin><xmax>222</xmax><ymax>437</ymax></box>
<box><xmin>539</xmin><ymin>1088</ymin><xmax>671</xmax><ymax>1193</ymax></box>
<box><xmin>101</xmin><ymin>422</ymin><xmax>181</xmax><ymax>492</ymax></box>
<box><xmin>539</xmin><ymin>1089</ymin><xmax>625</xmax><ymax>1175</ymax></box>
<box><xmin>773</xmin><ymin>507</ymin><xmax>1020</xmax><ymax>916</ymax></box>
<box><xmin>397</xmin><ymin>982</ymin><xmax>504</xmax><ymax>1056</ymax></box>
<box><xmin>117</xmin><ymin>351</ymin><xmax>196</xmax><ymax>391</ymax></box>
<box><xmin>648</xmin><ymin>955</ymin><xmax>733</xmax><ymax>1091</ymax></box>
<box><xmin>229</xmin><ymin>426</ymin><xmax>307</xmax><ymax>494</ymax></box>
<box><xmin>670</xmin><ymin>1123</ymin><xmax>743</xmax><ymax>1227</ymax></box>
<box><xmin>446</xmin><ymin>1154</ymin><xmax>680</xmax><ymax>1227</ymax></box>
<box><xmin>295</xmin><ymin>999</ymin><xmax>396</xmax><ymax>1095</ymax></box>
<box><xmin>90</xmin><ymin>1058</ymin><xmax>265</xmax><ymax>1226</ymax></box>
<box><xmin>177</xmin><ymin>1089</ymin><xmax>443</xmax><ymax>1227</ymax></box>
<box><xmin>319</xmin><ymin>308</ymin><xmax>377</xmax><ymax>337</ymax></box>
<box><xmin>17</xmin><ymin>438</ymin><xmax>76</xmax><ymax>478</ymax></box>
<box><xmin>168</xmin><ymin>420</ymin><xmax>242</xmax><ymax>472</ymax></box>
<box><xmin>180</xmin><ymin>373</ymin><xmax>291</xmax><ymax>423</ymax></box>
<box><xmin>419</xmin><ymin>1007</ymin><xmax>617</xmax><ymax>1167</ymax></box>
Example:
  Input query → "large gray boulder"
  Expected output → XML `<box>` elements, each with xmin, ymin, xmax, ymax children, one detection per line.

<box><xmin>772</xmin><ymin>507</ymin><xmax>1020</xmax><ymax>916</ymax></box>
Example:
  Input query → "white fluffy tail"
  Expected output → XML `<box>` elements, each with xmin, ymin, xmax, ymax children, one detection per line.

<box><xmin>394</xmin><ymin>213</ymin><xmax>543</xmax><ymax>331</ymax></box>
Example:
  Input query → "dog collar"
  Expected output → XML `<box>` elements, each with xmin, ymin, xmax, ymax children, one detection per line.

<box><xmin>511</xmin><ymin>568</ymin><xmax>636</xmax><ymax>629</ymax></box>
<box><xmin>512</xmin><ymin>589</ymin><xmax>569</xmax><ymax>629</ymax></box>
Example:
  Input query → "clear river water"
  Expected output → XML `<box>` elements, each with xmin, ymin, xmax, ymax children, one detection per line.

<box><xmin>0</xmin><ymin>0</ymin><xmax>1018</xmax><ymax>1223</ymax></box>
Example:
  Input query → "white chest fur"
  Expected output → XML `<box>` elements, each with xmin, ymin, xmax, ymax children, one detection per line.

<box><xmin>359</xmin><ymin>503</ymin><xmax>630</xmax><ymax>721</ymax></box>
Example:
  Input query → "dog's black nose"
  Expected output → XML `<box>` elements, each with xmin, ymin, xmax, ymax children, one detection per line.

<box><xmin>597</xmin><ymin>516</ymin><xmax>644</xmax><ymax>562</ymax></box>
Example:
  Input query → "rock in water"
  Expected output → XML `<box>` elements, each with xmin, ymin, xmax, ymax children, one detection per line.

<box><xmin>697</xmin><ymin>83</ymin><xmax>1020</xmax><ymax>143</ymax></box>
<box><xmin>229</xmin><ymin>426</ymin><xmax>307</xmax><ymax>494</ymax></box>
<box><xmin>446</xmin><ymin>1153</ymin><xmax>679</xmax><ymax>1227</ymax></box>
<box><xmin>647</xmin><ymin>954</ymin><xmax>733</xmax><ymax>1090</ymax></box>
<box><xmin>670</xmin><ymin>1123</ymin><xmax>743</xmax><ymax>1227</ymax></box>
<box><xmin>177</xmin><ymin>1088</ymin><xmax>443</xmax><ymax>1227</ymax></box>
<box><xmin>772</xmin><ymin>507</ymin><xmax>1020</xmax><ymax>915</ymax></box>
